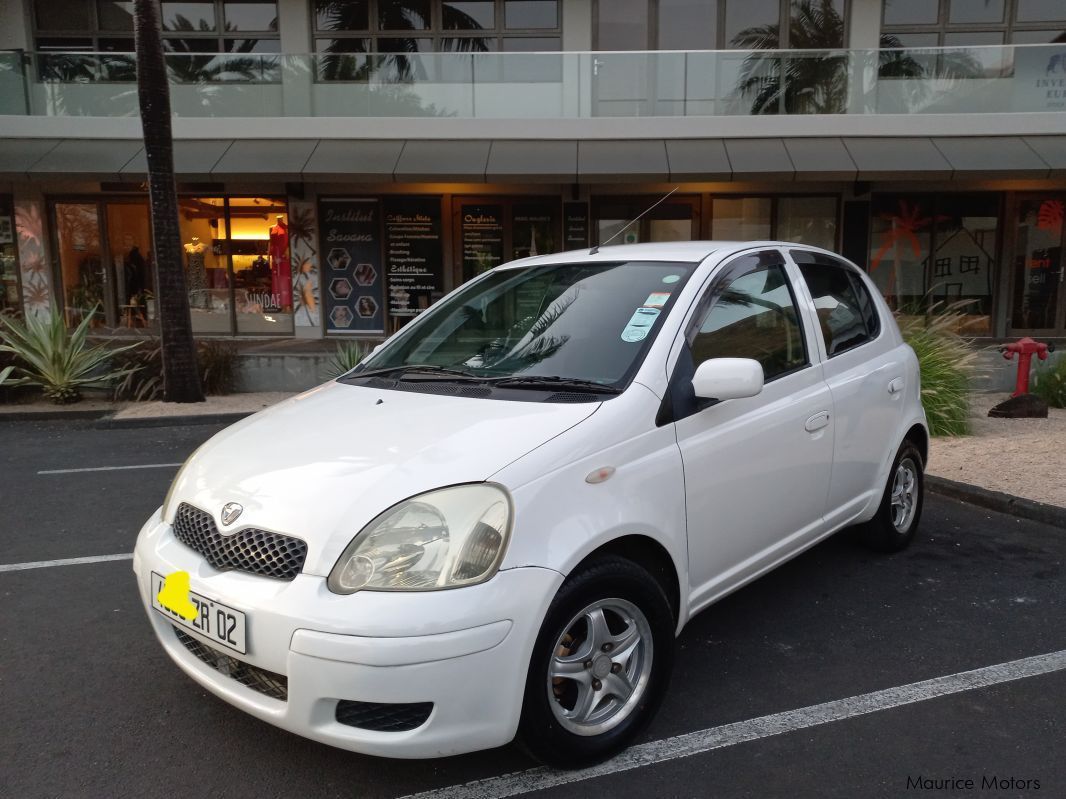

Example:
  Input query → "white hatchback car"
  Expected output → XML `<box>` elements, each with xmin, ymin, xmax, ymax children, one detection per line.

<box><xmin>135</xmin><ymin>241</ymin><xmax>927</xmax><ymax>767</ymax></box>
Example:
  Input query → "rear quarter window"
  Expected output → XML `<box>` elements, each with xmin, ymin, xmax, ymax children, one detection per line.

<box><xmin>791</xmin><ymin>250</ymin><xmax>880</xmax><ymax>357</ymax></box>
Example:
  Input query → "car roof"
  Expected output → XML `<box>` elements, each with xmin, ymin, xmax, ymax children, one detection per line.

<box><xmin>498</xmin><ymin>240</ymin><xmax>803</xmax><ymax>269</ymax></box>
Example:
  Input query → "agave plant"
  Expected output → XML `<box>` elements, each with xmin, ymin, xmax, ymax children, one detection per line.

<box><xmin>326</xmin><ymin>340</ymin><xmax>370</xmax><ymax>378</ymax></box>
<box><xmin>0</xmin><ymin>305</ymin><xmax>140</xmax><ymax>404</ymax></box>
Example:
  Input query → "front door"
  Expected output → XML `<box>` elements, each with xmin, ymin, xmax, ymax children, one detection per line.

<box><xmin>1008</xmin><ymin>193</ymin><xmax>1066</xmax><ymax>335</ymax></box>
<box><xmin>673</xmin><ymin>250</ymin><xmax>833</xmax><ymax>610</ymax></box>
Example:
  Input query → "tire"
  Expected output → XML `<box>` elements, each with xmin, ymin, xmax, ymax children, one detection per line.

<box><xmin>857</xmin><ymin>439</ymin><xmax>924</xmax><ymax>553</ymax></box>
<box><xmin>516</xmin><ymin>555</ymin><xmax>675</xmax><ymax>768</ymax></box>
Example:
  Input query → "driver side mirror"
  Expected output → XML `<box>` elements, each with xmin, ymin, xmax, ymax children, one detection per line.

<box><xmin>691</xmin><ymin>358</ymin><xmax>764</xmax><ymax>401</ymax></box>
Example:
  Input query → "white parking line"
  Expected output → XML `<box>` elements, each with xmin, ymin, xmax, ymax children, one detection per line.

<box><xmin>37</xmin><ymin>463</ymin><xmax>183</xmax><ymax>475</ymax></box>
<box><xmin>402</xmin><ymin>648</ymin><xmax>1066</xmax><ymax>799</ymax></box>
<box><xmin>0</xmin><ymin>553</ymin><xmax>134</xmax><ymax>573</ymax></box>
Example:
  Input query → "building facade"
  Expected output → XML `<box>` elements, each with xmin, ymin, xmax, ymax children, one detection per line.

<box><xmin>1</xmin><ymin>0</ymin><xmax>1065</xmax><ymax>342</ymax></box>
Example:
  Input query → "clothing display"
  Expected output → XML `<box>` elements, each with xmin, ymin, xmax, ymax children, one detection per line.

<box><xmin>124</xmin><ymin>245</ymin><xmax>147</xmax><ymax>304</ymax></box>
<box><xmin>269</xmin><ymin>218</ymin><xmax>292</xmax><ymax>309</ymax></box>
<box><xmin>183</xmin><ymin>239</ymin><xmax>209</xmax><ymax>309</ymax></box>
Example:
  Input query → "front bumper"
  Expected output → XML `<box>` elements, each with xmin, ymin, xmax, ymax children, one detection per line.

<box><xmin>134</xmin><ymin>508</ymin><xmax>563</xmax><ymax>759</ymax></box>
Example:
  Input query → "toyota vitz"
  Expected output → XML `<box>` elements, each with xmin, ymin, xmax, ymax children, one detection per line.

<box><xmin>134</xmin><ymin>241</ymin><xmax>927</xmax><ymax>767</ymax></box>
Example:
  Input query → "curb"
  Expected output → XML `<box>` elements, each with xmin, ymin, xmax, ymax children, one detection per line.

<box><xmin>927</xmin><ymin>475</ymin><xmax>1066</xmax><ymax>531</ymax></box>
<box><xmin>93</xmin><ymin>412</ymin><xmax>254</xmax><ymax>429</ymax></box>
<box><xmin>0</xmin><ymin>409</ymin><xmax>112</xmax><ymax>422</ymax></box>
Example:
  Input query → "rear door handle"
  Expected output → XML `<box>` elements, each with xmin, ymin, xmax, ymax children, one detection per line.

<box><xmin>804</xmin><ymin>410</ymin><xmax>830</xmax><ymax>432</ymax></box>
<box><xmin>888</xmin><ymin>377</ymin><xmax>905</xmax><ymax>395</ymax></box>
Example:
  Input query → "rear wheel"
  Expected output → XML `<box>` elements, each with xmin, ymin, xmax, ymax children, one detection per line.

<box><xmin>517</xmin><ymin>556</ymin><xmax>674</xmax><ymax>767</ymax></box>
<box><xmin>858</xmin><ymin>439</ymin><xmax>924</xmax><ymax>552</ymax></box>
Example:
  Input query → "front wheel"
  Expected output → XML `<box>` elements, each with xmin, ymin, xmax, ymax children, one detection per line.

<box><xmin>516</xmin><ymin>556</ymin><xmax>675</xmax><ymax>768</ymax></box>
<box><xmin>858</xmin><ymin>439</ymin><xmax>924</xmax><ymax>552</ymax></box>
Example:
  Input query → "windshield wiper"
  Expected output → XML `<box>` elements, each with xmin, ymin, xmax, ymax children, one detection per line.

<box><xmin>490</xmin><ymin>376</ymin><xmax>623</xmax><ymax>395</ymax></box>
<box><xmin>348</xmin><ymin>364</ymin><xmax>487</xmax><ymax>381</ymax></box>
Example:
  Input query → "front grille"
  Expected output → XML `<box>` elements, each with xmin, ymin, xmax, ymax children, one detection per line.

<box><xmin>173</xmin><ymin>627</ymin><xmax>288</xmax><ymax>701</ymax></box>
<box><xmin>335</xmin><ymin>700</ymin><xmax>434</xmax><ymax>732</ymax></box>
<box><xmin>172</xmin><ymin>502</ymin><xmax>307</xmax><ymax>580</ymax></box>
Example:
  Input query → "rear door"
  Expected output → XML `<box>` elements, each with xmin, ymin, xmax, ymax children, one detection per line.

<box><xmin>669</xmin><ymin>249</ymin><xmax>834</xmax><ymax>610</ymax></box>
<box><xmin>787</xmin><ymin>249</ymin><xmax>906</xmax><ymax>527</ymax></box>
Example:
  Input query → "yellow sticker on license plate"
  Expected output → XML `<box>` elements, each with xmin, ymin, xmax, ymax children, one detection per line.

<box><xmin>151</xmin><ymin>571</ymin><xmax>247</xmax><ymax>654</ymax></box>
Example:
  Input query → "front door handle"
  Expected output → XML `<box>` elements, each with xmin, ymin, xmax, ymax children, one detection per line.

<box><xmin>888</xmin><ymin>377</ymin><xmax>905</xmax><ymax>395</ymax></box>
<box><xmin>804</xmin><ymin>410</ymin><xmax>830</xmax><ymax>433</ymax></box>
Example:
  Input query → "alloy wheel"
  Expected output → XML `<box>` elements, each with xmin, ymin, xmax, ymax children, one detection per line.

<box><xmin>546</xmin><ymin>597</ymin><xmax>654</xmax><ymax>736</ymax></box>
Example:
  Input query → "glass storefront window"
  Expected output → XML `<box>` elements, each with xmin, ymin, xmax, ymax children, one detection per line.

<box><xmin>1011</xmin><ymin>195</ymin><xmax>1064</xmax><ymax>331</ymax></box>
<box><xmin>54</xmin><ymin>203</ymin><xmax>106</xmax><ymax>328</ymax></box>
<box><xmin>869</xmin><ymin>194</ymin><xmax>999</xmax><ymax>336</ymax></box>
<box><xmin>106</xmin><ymin>202</ymin><xmax>155</xmax><ymax>330</ymax></box>
<box><xmin>712</xmin><ymin>197</ymin><xmax>772</xmax><ymax>240</ymax></box>
<box><xmin>228</xmin><ymin>197</ymin><xmax>293</xmax><ymax>335</ymax></box>
<box><xmin>178</xmin><ymin>197</ymin><xmax>230</xmax><ymax>334</ymax></box>
<box><xmin>595</xmin><ymin>199</ymin><xmax>696</xmax><ymax>245</ymax></box>
<box><xmin>776</xmin><ymin>197</ymin><xmax>837</xmax><ymax>251</ymax></box>
<box><xmin>930</xmin><ymin>195</ymin><xmax>998</xmax><ymax>334</ymax></box>
<box><xmin>868</xmin><ymin>195</ymin><xmax>934</xmax><ymax>317</ymax></box>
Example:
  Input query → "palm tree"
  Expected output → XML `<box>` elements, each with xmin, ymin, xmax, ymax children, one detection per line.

<box><xmin>315</xmin><ymin>0</ymin><xmax>490</xmax><ymax>82</ymax></box>
<box><xmin>134</xmin><ymin>0</ymin><xmax>203</xmax><ymax>402</ymax></box>
<box><xmin>733</xmin><ymin>0</ymin><xmax>981</xmax><ymax>114</ymax></box>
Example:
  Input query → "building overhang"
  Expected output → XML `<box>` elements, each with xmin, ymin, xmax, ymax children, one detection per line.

<box><xmin>2</xmin><ymin>132</ymin><xmax>1064</xmax><ymax>185</ymax></box>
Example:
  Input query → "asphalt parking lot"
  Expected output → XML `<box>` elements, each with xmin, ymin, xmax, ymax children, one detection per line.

<box><xmin>2</xmin><ymin>418</ymin><xmax>1064</xmax><ymax>798</ymax></box>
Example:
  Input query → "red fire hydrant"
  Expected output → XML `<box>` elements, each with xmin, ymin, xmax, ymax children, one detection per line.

<box><xmin>1001</xmin><ymin>337</ymin><xmax>1054</xmax><ymax>397</ymax></box>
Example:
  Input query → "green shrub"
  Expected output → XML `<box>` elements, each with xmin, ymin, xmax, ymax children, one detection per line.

<box><xmin>326</xmin><ymin>340</ymin><xmax>370</xmax><ymax>378</ymax></box>
<box><xmin>1032</xmin><ymin>355</ymin><xmax>1066</xmax><ymax>409</ymax></box>
<box><xmin>111</xmin><ymin>338</ymin><xmax>238</xmax><ymax>401</ymax></box>
<box><xmin>0</xmin><ymin>305</ymin><xmax>139</xmax><ymax>404</ymax></box>
<box><xmin>900</xmin><ymin>311</ymin><xmax>979</xmax><ymax>437</ymax></box>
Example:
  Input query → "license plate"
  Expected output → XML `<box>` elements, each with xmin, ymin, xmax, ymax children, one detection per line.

<box><xmin>151</xmin><ymin>571</ymin><xmax>247</xmax><ymax>654</ymax></box>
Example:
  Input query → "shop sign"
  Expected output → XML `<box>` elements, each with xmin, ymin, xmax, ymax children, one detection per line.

<box><xmin>319</xmin><ymin>198</ymin><xmax>385</xmax><ymax>334</ymax></box>
<box><xmin>384</xmin><ymin>198</ymin><xmax>443</xmax><ymax>318</ymax></box>
<box><xmin>1013</xmin><ymin>46</ymin><xmax>1066</xmax><ymax>111</ymax></box>
<box><xmin>462</xmin><ymin>204</ymin><xmax>504</xmax><ymax>279</ymax></box>
<box><xmin>563</xmin><ymin>202</ymin><xmax>589</xmax><ymax>250</ymax></box>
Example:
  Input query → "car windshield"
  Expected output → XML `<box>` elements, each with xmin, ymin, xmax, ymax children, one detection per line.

<box><xmin>352</xmin><ymin>261</ymin><xmax>697</xmax><ymax>389</ymax></box>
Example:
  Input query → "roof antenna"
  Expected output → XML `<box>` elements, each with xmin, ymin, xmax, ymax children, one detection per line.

<box><xmin>589</xmin><ymin>187</ymin><xmax>679</xmax><ymax>255</ymax></box>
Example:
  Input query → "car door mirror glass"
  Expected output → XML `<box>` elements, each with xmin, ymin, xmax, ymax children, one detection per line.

<box><xmin>691</xmin><ymin>358</ymin><xmax>764</xmax><ymax>401</ymax></box>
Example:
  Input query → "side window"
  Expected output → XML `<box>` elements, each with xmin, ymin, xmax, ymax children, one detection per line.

<box><xmin>796</xmin><ymin>261</ymin><xmax>873</xmax><ymax>356</ymax></box>
<box><xmin>691</xmin><ymin>260</ymin><xmax>807</xmax><ymax>381</ymax></box>
<box><xmin>847</xmin><ymin>271</ymin><xmax>881</xmax><ymax>341</ymax></box>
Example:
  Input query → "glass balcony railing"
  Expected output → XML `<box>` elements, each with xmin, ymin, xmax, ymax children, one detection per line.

<box><xmin>0</xmin><ymin>44</ymin><xmax>1063</xmax><ymax>119</ymax></box>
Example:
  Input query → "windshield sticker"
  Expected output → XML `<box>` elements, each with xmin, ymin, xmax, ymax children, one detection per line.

<box><xmin>644</xmin><ymin>292</ymin><xmax>671</xmax><ymax>307</ymax></box>
<box><xmin>662</xmin><ymin>274</ymin><xmax>681</xmax><ymax>284</ymax></box>
<box><xmin>621</xmin><ymin>307</ymin><xmax>660</xmax><ymax>342</ymax></box>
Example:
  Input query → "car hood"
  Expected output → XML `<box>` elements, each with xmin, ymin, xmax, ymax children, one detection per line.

<box><xmin>167</xmin><ymin>380</ymin><xmax>600</xmax><ymax>576</ymax></box>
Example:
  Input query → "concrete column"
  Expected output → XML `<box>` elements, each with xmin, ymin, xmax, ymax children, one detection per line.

<box><xmin>279</xmin><ymin>0</ymin><xmax>314</xmax><ymax>116</ymax></box>
<box><xmin>846</xmin><ymin>0</ymin><xmax>883</xmax><ymax>114</ymax></box>
<box><xmin>0</xmin><ymin>1</ymin><xmax>30</xmax><ymax>50</ymax></box>
<box><xmin>562</xmin><ymin>0</ymin><xmax>593</xmax><ymax>117</ymax></box>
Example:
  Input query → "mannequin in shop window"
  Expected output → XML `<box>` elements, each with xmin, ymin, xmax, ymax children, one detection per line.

<box><xmin>269</xmin><ymin>215</ymin><xmax>292</xmax><ymax>311</ymax></box>
<box><xmin>183</xmin><ymin>236</ymin><xmax>209</xmax><ymax>309</ymax></box>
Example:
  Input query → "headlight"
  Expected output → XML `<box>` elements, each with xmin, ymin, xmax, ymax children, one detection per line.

<box><xmin>327</xmin><ymin>484</ymin><xmax>512</xmax><ymax>594</ymax></box>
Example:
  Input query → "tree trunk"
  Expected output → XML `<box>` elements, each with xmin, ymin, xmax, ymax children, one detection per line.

<box><xmin>134</xmin><ymin>0</ymin><xmax>204</xmax><ymax>403</ymax></box>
